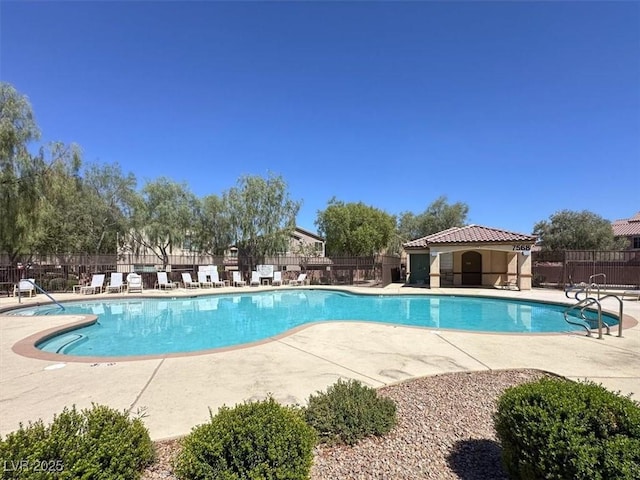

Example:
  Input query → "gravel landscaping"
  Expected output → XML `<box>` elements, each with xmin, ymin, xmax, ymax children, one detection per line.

<box><xmin>142</xmin><ymin>369</ymin><xmax>552</xmax><ymax>480</ymax></box>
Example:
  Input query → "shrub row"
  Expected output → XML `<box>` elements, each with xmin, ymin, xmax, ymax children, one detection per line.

<box><xmin>495</xmin><ymin>378</ymin><xmax>640</xmax><ymax>480</ymax></box>
<box><xmin>6</xmin><ymin>378</ymin><xmax>639</xmax><ymax>480</ymax></box>
<box><xmin>0</xmin><ymin>379</ymin><xmax>396</xmax><ymax>480</ymax></box>
<box><xmin>174</xmin><ymin>380</ymin><xmax>397</xmax><ymax>479</ymax></box>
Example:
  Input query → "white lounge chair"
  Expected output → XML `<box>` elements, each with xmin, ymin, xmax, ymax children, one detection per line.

<box><xmin>232</xmin><ymin>271</ymin><xmax>246</xmax><ymax>287</ymax></box>
<box><xmin>182</xmin><ymin>272</ymin><xmax>200</xmax><ymax>288</ymax></box>
<box><xmin>157</xmin><ymin>272</ymin><xmax>177</xmax><ymax>290</ymax></box>
<box><xmin>289</xmin><ymin>273</ymin><xmax>307</xmax><ymax>286</ymax></box>
<box><xmin>13</xmin><ymin>278</ymin><xmax>36</xmax><ymax>297</ymax></box>
<box><xmin>106</xmin><ymin>272</ymin><xmax>125</xmax><ymax>293</ymax></box>
<box><xmin>81</xmin><ymin>274</ymin><xmax>105</xmax><ymax>295</ymax></box>
<box><xmin>211</xmin><ymin>269</ymin><xmax>225</xmax><ymax>287</ymax></box>
<box><xmin>250</xmin><ymin>271</ymin><xmax>261</xmax><ymax>287</ymax></box>
<box><xmin>197</xmin><ymin>271</ymin><xmax>213</xmax><ymax>288</ymax></box>
<box><xmin>272</xmin><ymin>271</ymin><xmax>282</xmax><ymax>286</ymax></box>
<box><xmin>127</xmin><ymin>273</ymin><xmax>143</xmax><ymax>293</ymax></box>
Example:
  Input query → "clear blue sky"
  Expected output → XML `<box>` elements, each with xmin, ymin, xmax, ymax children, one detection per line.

<box><xmin>2</xmin><ymin>1</ymin><xmax>639</xmax><ymax>236</ymax></box>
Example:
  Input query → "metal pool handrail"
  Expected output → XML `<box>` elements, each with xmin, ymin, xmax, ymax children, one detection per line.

<box><xmin>564</xmin><ymin>297</ymin><xmax>604</xmax><ymax>339</ymax></box>
<box><xmin>18</xmin><ymin>279</ymin><xmax>65</xmax><ymax>310</ymax></box>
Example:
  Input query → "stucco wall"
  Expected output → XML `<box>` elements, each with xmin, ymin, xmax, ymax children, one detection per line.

<box><xmin>407</xmin><ymin>246</ymin><xmax>533</xmax><ymax>290</ymax></box>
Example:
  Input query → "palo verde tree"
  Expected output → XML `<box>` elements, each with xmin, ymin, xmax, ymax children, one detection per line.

<box><xmin>129</xmin><ymin>177</ymin><xmax>198</xmax><ymax>269</ymax></box>
<box><xmin>533</xmin><ymin>209</ymin><xmax>628</xmax><ymax>251</ymax></box>
<box><xmin>0</xmin><ymin>82</ymin><xmax>44</xmax><ymax>263</ymax></box>
<box><xmin>224</xmin><ymin>173</ymin><xmax>300</xmax><ymax>271</ymax></box>
<box><xmin>316</xmin><ymin>198</ymin><xmax>396</xmax><ymax>256</ymax></box>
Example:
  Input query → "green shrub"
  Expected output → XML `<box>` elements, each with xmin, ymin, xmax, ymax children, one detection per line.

<box><xmin>46</xmin><ymin>278</ymin><xmax>76</xmax><ymax>292</ymax></box>
<box><xmin>0</xmin><ymin>404</ymin><xmax>154</xmax><ymax>480</ymax></box>
<box><xmin>174</xmin><ymin>397</ymin><xmax>316</xmax><ymax>480</ymax></box>
<box><xmin>494</xmin><ymin>378</ymin><xmax>640</xmax><ymax>480</ymax></box>
<box><xmin>304</xmin><ymin>378</ymin><xmax>397</xmax><ymax>445</ymax></box>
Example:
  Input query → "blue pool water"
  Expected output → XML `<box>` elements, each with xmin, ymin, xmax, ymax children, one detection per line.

<box><xmin>11</xmin><ymin>290</ymin><xmax>616</xmax><ymax>357</ymax></box>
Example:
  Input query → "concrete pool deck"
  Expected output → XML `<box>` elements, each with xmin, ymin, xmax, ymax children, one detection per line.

<box><xmin>1</xmin><ymin>285</ymin><xmax>638</xmax><ymax>440</ymax></box>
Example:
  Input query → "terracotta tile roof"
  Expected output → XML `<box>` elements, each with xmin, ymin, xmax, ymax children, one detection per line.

<box><xmin>612</xmin><ymin>212</ymin><xmax>640</xmax><ymax>236</ymax></box>
<box><xmin>403</xmin><ymin>225</ymin><xmax>536</xmax><ymax>248</ymax></box>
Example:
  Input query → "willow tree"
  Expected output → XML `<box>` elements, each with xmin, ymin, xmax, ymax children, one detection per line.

<box><xmin>224</xmin><ymin>173</ymin><xmax>301</xmax><ymax>270</ymax></box>
<box><xmin>129</xmin><ymin>178</ymin><xmax>198</xmax><ymax>269</ymax></box>
<box><xmin>0</xmin><ymin>82</ymin><xmax>44</xmax><ymax>262</ymax></box>
<box><xmin>82</xmin><ymin>162</ymin><xmax>137</xmax><ymax>255</ymax></box>
<box><xmin>193</xmin><ymin>194</ymin><xmax>233</xmax><ymax>255</ymax></box>
<box><xmin>31</xmin><ymin>142</ymin><xmax>87</xmax><ymax>258</ymax></box>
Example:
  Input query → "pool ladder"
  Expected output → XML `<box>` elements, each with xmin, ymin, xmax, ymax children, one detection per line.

<box><xmin>563</xmin><ymin>275</ymin><xmax>623</xmax><ymax>338</ymax></box>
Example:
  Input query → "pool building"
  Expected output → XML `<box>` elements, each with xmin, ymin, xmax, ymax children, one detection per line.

<box><xmin>403</xmin><ymin>225</ymin><xmax>537</xmax><ymax>290</ymax></box>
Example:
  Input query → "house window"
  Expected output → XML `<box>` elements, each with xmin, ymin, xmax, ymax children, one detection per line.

<box><xmin>314</xmin><ymin>242</ymin><xmax>323</xmax><ymax>253</ymax></box>
<box><xmin>633</xmin><ymin>237</ymin><xmax>640</xmax><ymax>249</ymax></box>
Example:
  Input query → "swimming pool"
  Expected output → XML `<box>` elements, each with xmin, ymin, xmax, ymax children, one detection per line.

<box><xmin>12</xmin><ymin>290</ymin><xmax>616</xmax><ymax>358</ymax></box>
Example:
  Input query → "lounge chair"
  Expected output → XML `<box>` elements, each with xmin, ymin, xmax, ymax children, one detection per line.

<box><xmin>13</xmin><ymin>278</ymin><xmax>36</xmax><ymax>297</ymax></box>
<box><xmin>106</xmin><ymin>272</ymin><xmax>125</xmax><ymax>293</ymax></box>
<box><xmin>157</xmin><ymin>272</ymin><xmax>177</xmax><ymax>290</ymax></box>
<box><xmin>211</xmin><ymin>270</ymin><xmax>225</xmax><ymax>287</ymax></box>
<box><xmin>622</xmin><ymin>290</ymin><xmax>640</xmax><ymax>301</ymax></box>
<box><xmin>127</xmin><ymin>273</ymin><xmax>143</xmax><ymax>293</ymax></box>
<box><xmin>182</xmin><ymin>272</ymin><xmax>200</xmax><ymax>288</ymax></box>
<box><xmin>272</xmin><ymin>271</ymin><xmax>282</xmax><ymax>286</ymax></box>
<box><xmin>289</xmin><ymin>273</ymin><xmax>307</xmax><ymax>286</ymax></box>
<box><xmin>250</xmin><ymin>271</ymin><xmax>261</xmax><ymax>287</ymax></box>
<box><xmin>232</xmin><ymin>271</ymin><xmax>246</xmax><ymax>287</ymax></box>
<box><xmin>81</xmin><ymin>274</ymin><xmax>105</xmax><ymax>295</ymax></box>
<box><xmin>197</xmin><ymin>271</ymin><xmax>213</xmax><ymax>288</ymax></box>
<box><xmin>500</xmin><ymin>277</ymin><xmax>519</xmax><ymax>290</ymax></box>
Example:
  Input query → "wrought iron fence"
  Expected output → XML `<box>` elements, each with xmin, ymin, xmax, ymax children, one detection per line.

<box><xmin>532</xmin><ymin>250</ymin><xmax>640</xmax><ymax>288</ymax></box>
<box><xmin>0</xmin><ymin>253</ymin><xmax>402</xmax><ymax>292</ymax></box>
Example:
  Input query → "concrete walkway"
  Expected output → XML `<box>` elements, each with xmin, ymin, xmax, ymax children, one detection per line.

<box><xmin>1</xmin><ymin>286</ymin><xmax>638</xmax><ymax>440</ymax></box>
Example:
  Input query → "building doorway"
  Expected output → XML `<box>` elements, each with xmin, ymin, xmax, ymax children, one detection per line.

<box><xmin>461</xmin><ymin>251</ymin><xmax>482</xmax><ymax>286</ymax></box>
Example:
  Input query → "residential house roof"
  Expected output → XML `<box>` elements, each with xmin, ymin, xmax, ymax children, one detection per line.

<box><xmin>612</xmin><ymin>212</ymin><xmax>640</xmax><ymax>237</ymax></box>
<box><xmin>292</xmin><ymin>226</ymin><xmax>325</xmax><ymax>242</ymax></box>
<box><xmin>403</xmin><ymin>225</ymin><xmax>536</xmax><ymax>248</ymax></box>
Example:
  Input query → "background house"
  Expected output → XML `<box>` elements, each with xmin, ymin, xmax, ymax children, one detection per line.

<box><xmin>287</xmin><ymin>227</ymin><xmax>325</xmax><ymax>256</ymax></box>
<box><xmin>612</xmin><ymin>212</ymin><xmax>640</xmax><ymax>251</ymax></box>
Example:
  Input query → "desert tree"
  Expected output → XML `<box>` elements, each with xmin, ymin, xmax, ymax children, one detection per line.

<box><xmin>129</xmin><ymin>177</ymin><xmax>198</xmax><ymax>269</ymax></box>
<box><xmin>224</xmin><ymin>173</ymin><xmax>301</xmax><ymax>271</ymax></box>
<box><xmin>0</xmin><ymin>82</ymin><xmax>44</xmax><ymax>262</ymax></box>
<box><xmin>316</xmin><ymin>198</ymin><xmax>395</xmax><ymax>256</ymax></box>
<box><xmin>397</xmin><ymin>196</ymin><xmax>469</xmax><ymax>243</ymax></box>
<box><xmin>534</xmin><ymin>210</ymin><xmax>628</xmax><ymax>251</ymax></box>
<box><xmin>192</xmin><ymin>194</ymin><xmax>234</xmax><ymax>256</ymax></box>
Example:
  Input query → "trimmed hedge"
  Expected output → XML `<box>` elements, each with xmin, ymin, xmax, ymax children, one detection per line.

<box><xmin>304</xmin><ymin>378</ymin><xmax>397</xmax><ymax>445</ymax></box>
<box><xmin>174</xmin><ymin>397</ymin><xmax>316</xmax><ymax>480</ymax></box>
<box><xmin>494</xmin><ymin>378</ymin><xmax>640</xmax><ymax>480</ymax></box>
<box><xmin>0</xmin><ymin>404</ymin><xmax>154</xmax><ymax>480</ymax></box>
